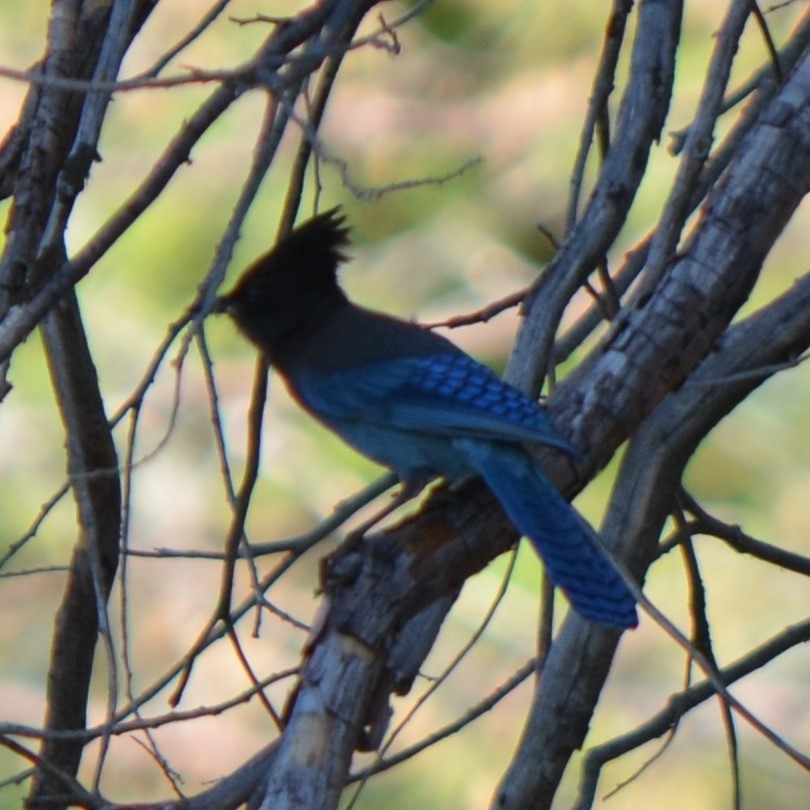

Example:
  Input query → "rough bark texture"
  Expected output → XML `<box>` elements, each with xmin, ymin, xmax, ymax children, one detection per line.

<box><xmin>1</xmin><ymin>2</ymin><xmax>809</xmax><ymax>808</ymax></box>
<box><xmin>0</xmin><ymin>3</ymin><xmax>155</xmax><ymax>805</ymax></box>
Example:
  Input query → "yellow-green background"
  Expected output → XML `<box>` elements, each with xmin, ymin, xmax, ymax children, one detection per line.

<box><xmin>0</xmin><ymin>2</ymin><xmax>808</xmax><ymax>808</ymax></box>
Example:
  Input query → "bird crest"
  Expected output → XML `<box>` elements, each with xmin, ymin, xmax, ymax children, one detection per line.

<box><xmin>219</xmin><ymin>208</ymin><xmax>353</xmax><ymax>353</ymax></box>
<box><xmin>257</xmin><ymin>207</ymin><xmax>349</xmax><ymax>283</ymax></box>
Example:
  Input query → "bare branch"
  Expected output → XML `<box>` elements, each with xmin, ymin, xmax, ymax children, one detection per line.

<box><xmin>576</xmin><ymin>619</ymin><xmax>810</xmax><ymax>808</ymax></box>
<box><xmin>508</xmin><ymin>0</ymin><xmax>684</xmax><ymax>395</ymax></box>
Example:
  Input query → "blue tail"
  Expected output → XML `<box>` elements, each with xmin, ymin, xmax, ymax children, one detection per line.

<box><xmin>457</xmin><ymin>439</ymin><xmax>638</xmax><ymax>628</ymax></box>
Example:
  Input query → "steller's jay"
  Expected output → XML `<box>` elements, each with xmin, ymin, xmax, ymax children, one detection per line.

<box><xmin>220</xmin><ymin>209</ymin><xmax>638</xmax><ymax>628</ymax></box>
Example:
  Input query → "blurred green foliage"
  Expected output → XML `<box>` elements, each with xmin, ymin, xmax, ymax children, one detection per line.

<box><xmin>0</xmin><ymin>1</ymin><xmax>808</xmax><ymax>807</ymax></box>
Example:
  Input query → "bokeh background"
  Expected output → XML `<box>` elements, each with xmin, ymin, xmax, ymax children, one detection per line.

<box><xmin>0</xmin><ymin>2</ymin><xmax>808</xmax><ymax>808</ymax></box>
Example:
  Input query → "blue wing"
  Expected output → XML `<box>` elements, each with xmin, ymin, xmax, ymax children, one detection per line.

<box><xmin>290</xmin><ymin>353</ymin><xmax>576</xmax><ymax>456</ymax></box>
<box><xmin>289</xmin><ymin>352</ymin><xmax>639</xmax><ymax>627</ymax></box>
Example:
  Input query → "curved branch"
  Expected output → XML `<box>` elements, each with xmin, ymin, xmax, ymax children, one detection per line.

<box><xmin>495</xmin><ymin>269</ymin><xmax>810</xmax><ymax>808</ymax></box>
<box><xmin>576</xmin><ymin>619</ymin><xmax>810</xmax><ymax>808</ymax></box>
<box><xmin>508</xmin><ymin>0</ymin><xmax>684</xmax><ymax>394</ymax></box>
<box><xmin>0</xmin><ymin>0</ymin><xmax>346</xmax><ymax>365</ymax></box>
<box><xmin>248</xmin><ymin>40</ymin><xmax>810</xmax><ymax>810</ymax></box>
<box><xmin>554</xmin><ymin>50</ymin><xmax>810</xmax><ymax>464</ymax></box>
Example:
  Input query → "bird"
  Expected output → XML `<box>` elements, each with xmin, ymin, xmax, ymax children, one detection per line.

<box><xmin>219</xmin><ymin>208</ymin><xmax>638</xmax><ymax>628</ymax></box>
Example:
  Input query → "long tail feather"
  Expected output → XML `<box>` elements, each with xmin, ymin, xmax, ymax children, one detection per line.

<box><xmin>458</xmin><ymin>439</ymin><xmax>638</xmax><ymax>628</ymax></box>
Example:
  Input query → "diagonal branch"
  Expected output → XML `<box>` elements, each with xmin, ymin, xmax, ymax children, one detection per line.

<box><xmin>507</xmin><ymin>0</ymin><xmax>684</xmax><ymax>395</ymax></box>
<box><xmin>576</xmin><ymin>619</ymin><xmax>810</xmax><ymax>808</ymax></box>
<box><xmin>259</xmin><ymin>44</ymin><xmax>810</xmax><ymax>810</ymax></box>
<box><xmin>6</xmin><ymin>3</ymin><xmax>148</xmax><ymax>804</ymax></box>
<box><xmin>495</xmin><ymin>268</ymin><xmax>810</xmax><ymax>808</ymax></box>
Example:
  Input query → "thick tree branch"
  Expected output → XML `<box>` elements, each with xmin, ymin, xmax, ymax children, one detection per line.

<box><xmin>508</xmin><ymin>0</ymin><xmax>684</xmax><ymax>394</ymax></box>
<box><xmin>0</xmin><ymin>3</ymin><xmax>147</xmax><ymax>804</ymax></box>
<box><xmin>2</xmin><ymin>3</ymin><xmax>808</xmax><ymax>808</ymax></box>
<box><xmin>495</xmin><ymin>270</ymin><xmax>810</xmax><ymax>808</ymax></box>
<box><xmin>555</xmin><ymin>48</ymin><xmax>810</xmax><ymax>464</ymax></box>
<box><xmin>257</xmin><ymin>44</ymin><xmax>810</xmax><ymax>810</ymax></box>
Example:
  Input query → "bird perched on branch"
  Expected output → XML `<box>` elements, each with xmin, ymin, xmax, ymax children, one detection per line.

<box><xmin>219</xmin><ymin>208</ymin><xmax>638</xmax><ymax>628</ymax></box>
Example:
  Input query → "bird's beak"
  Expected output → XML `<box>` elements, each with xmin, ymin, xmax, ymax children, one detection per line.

<box><xmin>211</xmin><ymin>295</ymin><xmax>232</xmax><ymax>314</ymax></box>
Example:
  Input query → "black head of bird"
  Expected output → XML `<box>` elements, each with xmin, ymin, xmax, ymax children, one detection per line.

<box><xmin>218</xmin><ymin>208</ymin><xmax>351</xmax><ymax>363</ymax></box>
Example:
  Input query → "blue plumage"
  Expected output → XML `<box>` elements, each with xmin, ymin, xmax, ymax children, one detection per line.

<box><xmin>223</xmin><ymin>209</ymin><xmax>638</xmax><ymax>628</ymax></box>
